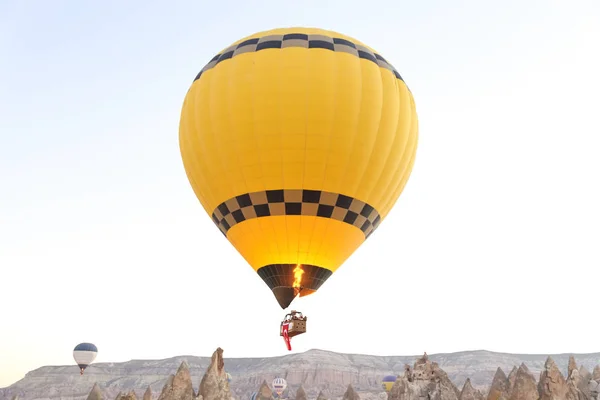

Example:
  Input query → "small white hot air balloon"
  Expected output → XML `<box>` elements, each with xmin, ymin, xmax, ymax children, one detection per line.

<box><xmin>272</xmin><ymin>377</ymin><xmax>287</xmax><ymax>398</ymax></box>
<box><xmin>73</xmin><ymin>342</ymin><xmax>98</xmax><ymax>375</ymax></box>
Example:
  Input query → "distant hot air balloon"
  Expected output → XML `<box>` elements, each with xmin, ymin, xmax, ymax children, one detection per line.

<box><xmin>381</xmin><ymin>375</ymin><xmax>397</xmax><ymax>392</ymax></box>
<box><xmin>73</xmin><ymin>343</ymin><xmax>98</xmax><ymax>375</ymax></box>
<box><xmin>272</xmin><ymin>377</ymin><xmax>287</xmax><ymax>397</ymax></box>
<box><xmin>179</xmin><ymin>27</ymin><xmax>419</xmax><ymax>310</ymax></box>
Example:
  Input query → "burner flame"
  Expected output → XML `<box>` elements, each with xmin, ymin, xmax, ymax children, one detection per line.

<box><xmin>292</xmin><ymin>264</ymin><xmax>304</xmax><ymax>295</ymax></box>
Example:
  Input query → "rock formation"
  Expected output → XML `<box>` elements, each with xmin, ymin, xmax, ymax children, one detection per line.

<box><xmin>588</xmin><ymin>380</ymin><xmax>599</xmax><ymax>400</ymax></box>
<box><xmin>570</xmin><ymin>358</ymin><xmax>579</xmax><ymax>379</ymax></box>
<box><xmin>580</xmin><ymin>368</ymin><xmax>594</xmax><ymax>400</ymax></box>
<box><xmin>295</xmin><ymin>386</ymin><xmax>307</xmax><ymax>400</ymax></box>
<box><xmin>343</xmin><ymin>385</ymin><xmax>360</xmax><ymax>400</ymax></box>
<box><xmin>581</xmin><ymin>367</ymin><xmax>592</xmax><ymax>384</ymax></box>
<box><xmin>487</xmin><ymin>368</ymin><xmax>510</xmax><ymax>400</ymax></box>
<box><xmin>157</xmin><ymin>361</ymin><xmax>195</xmax><ymax>400</ymax></box>
<box><xmin>507</xmin><ymin>367</ymin><xmax>518</xmax><ymax>394</ymax></box>
<box><xmin>388</xmin><ymin>353</ymin><xmax>460</xmax><ymax>400</ymax></box>
<box><xmin>316</xmin><ymin>390</ymin><xmax>328</xmax><ymax>400</ymax></box>
<box><xmin>255</xmin><ymin>381</ymin><xmax>275</xmax><ymax>400</ymax></box>
<box><xmin>143</xmin><ymin>387</ymin><xmax>152</xmax><ymax>400</ymax></box>
<box><xmin>198</xmin><ymin>348</ymin><xmax>231</xmax><ymax>400</ymax></box>
<box><xmin>115</xmin><ymin>392</ymin><xmax>137</xmax><ymax>400</ymax></box>
<box><xmin>508</xmin><ymin>364</ymin><xmax>537</xmax><ymax>400</ymax></box>
<box><xmin>567</xmin><ymin>365</ymin><xmax>591</xmax><ymax>400</ymax></box>
<box><xmin>460</xmin><ymin>379</ymin><xmax>484</xmax><ymax>400</ymax></box>
<box><xmin>538</xmin><ymin>357</ymin><xmax>569</xmax><ymax>400</ymax></box>
<box><xmin>594</xmin><ymin>366</ymin><xmax>600</xmax><ymax>382</ymax></box>
<box><xmin>87</xmin><ymin>383</ymin><xmax>104</xmax><ymax>400</ymax></box>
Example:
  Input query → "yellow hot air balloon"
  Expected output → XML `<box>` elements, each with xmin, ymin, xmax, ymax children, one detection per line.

<box><xmin>179</xmin><ymin>27</ymin><xmax>418</xmax><ymax>309</ymax></box>
<box><xmin>382</xmin><ymin>375</ymin><xmax>397</xmax><ymax>392</ymax></box>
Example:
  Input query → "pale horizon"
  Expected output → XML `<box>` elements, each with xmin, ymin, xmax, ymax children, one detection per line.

<box><xmin>1</xmin><ymin>0</ymin><xmax>599</xmax><ymax>389</ymax></box>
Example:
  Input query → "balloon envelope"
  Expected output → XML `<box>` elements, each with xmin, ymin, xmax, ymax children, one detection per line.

<box><xmin>272</xmin><ymin>377</ymin><xmax>287</xmax><ymax>395</ymax></box>
<box><xmin>179</xmin><ymin>27</ymin><xmax>418</xmax><ymax>309</ymax></box>
<box><xmin>382</xmin><ymin>375</ymin><xmax>397</xmax><ymax>392</ymax></box>
<box><xmin>73</xmin><ymin>342</ymin><xmax>98</xmax><ymax>371</ymax></box>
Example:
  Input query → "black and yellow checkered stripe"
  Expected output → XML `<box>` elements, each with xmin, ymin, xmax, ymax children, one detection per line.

<box><xmin>194</xmin><ymin>32</ymin><xmax>405</xmax><ymax>84</ymax></box>
<box><xmin>211</xmin><ymin>189</ymin><xmax>381</xmax><ymax>238</ymax></box>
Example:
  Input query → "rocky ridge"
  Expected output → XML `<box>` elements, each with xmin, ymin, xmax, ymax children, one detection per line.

<box><xmin>2</xmin><ymin>350</ymin><xmax>600</xmax><ymax>400</ymax></box>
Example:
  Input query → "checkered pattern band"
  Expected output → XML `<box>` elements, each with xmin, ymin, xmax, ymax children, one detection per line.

<box><xmin>211</xmin><ymin>189</ymin><xmax>381</xmax><ymax>239</ymax></box>
<box><xmin>193</xmin><ymin>32</ymin><xmax>405</xmax><ymax>84</ymax></box>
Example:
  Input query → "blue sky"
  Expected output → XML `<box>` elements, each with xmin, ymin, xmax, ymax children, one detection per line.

<box><xmin>1</xmin><ymin>0</ymin><xmax>599</xmax><ymax>388</ymax></box>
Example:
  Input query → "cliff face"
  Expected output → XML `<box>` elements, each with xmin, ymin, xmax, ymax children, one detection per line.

<box><xmin>2</xmin><ymin>349</ymin><xmax>600</xmax><ymax>400</ymax></box>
